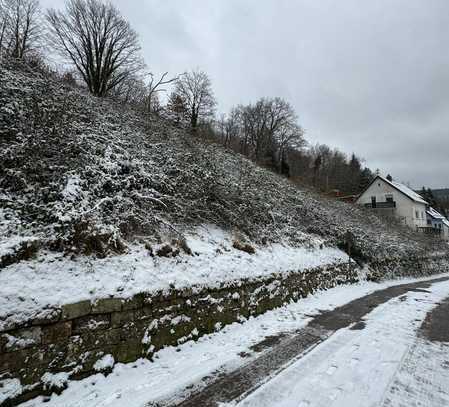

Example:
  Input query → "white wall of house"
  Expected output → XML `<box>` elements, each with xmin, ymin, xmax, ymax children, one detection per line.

<box><xmin>428</xmin><ymin>219</ymin><xmax>448</xmax><ymax>240</ymax></box>
<box><xmin>357</xmin><ymin>178</ymin><xmax>427</xmax><ymax>229</ymax></box>
<box><xmin>440</xmin><ymin>222</ymin><xmax>449</xmax><ymax>241</ymax></box>
<box><xmin>441</xmin><ymin>224</ymin><xmax>449</xmax><ymax>240</ymax></box>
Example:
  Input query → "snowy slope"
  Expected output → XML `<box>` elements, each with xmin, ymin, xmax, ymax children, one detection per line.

<box><xmin>0</xmin><ymin>60</ymin><xmax>443</xmax><ymax>268</ymax></box>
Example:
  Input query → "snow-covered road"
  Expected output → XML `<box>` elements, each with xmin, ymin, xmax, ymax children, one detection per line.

<box><xmin>237</xmin><ymin>279</ymin><xmax>449</xmax><ymax>407</ymax></box>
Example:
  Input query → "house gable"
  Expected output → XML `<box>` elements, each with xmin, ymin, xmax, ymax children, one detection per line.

<box><xmin>357</xmin><ymin>176</ymin><xmax>427</xmax><ymax>205</ymax></box>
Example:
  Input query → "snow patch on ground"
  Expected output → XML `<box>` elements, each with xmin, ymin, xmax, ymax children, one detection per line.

<box><xmin>0</xmin><ymin>226</ymin><xmax>350</xmax><ymax>329</ymax></box>
<box><xmin>61</xmin><ymin>175</ymin><xmax>83</xmax><ymax>203</ymax></box>
<box><xmin>0</xmin><ymin>379</ymin><xmax>22</xmax><ymax>405</ymax></box>
<box><xmin>0</xmin><ymin>236</ymin><xmax>37</xmax><ymax>259</ymax></box>
<box><xmin>93</xmin><ymin>355</ymin><xmax>115</xmax><ymax>372</ymax></box>
<box><xmin>41</xmin><ymin>372</ymin><xmax>70</xmax><ymax>390</ymax></box>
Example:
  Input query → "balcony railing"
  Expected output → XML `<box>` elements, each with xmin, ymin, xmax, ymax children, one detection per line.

<box><xmin>417</xmin><ymin>226</ymin><xmax>442</xmax><ymax>235</ymax></box>
<box><xmin>364</xmin><ymin>201</ymin><xmax>396</xmax><ymax>209</ymax></box>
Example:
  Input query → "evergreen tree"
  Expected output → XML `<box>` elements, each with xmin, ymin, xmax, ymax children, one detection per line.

<box><xmin>359</xmin><ymin>168</ymin><xmax>374</xmax><ymax>192</ymax></box>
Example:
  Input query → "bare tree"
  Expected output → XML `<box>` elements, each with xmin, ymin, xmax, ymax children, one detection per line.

<box><xmin>146</xmin><ymin>72</ymin><xmax>178</xmax><ymax>114</ymax></box>
<box><xmin>172</xmin><ymin>69</ymin><xmax>216</xmax><ymax>130</ymax></box>
<box><xmin>0</xmin><ymin>4</ymin><xmax>6</xmax><ymax>58</ymax></box>
<box><xmin>230</xmin><ymin>97</ymin><xmax>304</xmax><ymax>170</ymax></box>
<box><xmin>47</xmin><ymin>0</ymin><xmax>143</xmax><ymax>97</ymax></box>
<box><xmin>0</xmin><ymin>0</ymin><xmax>41</xmax><ymax>60</ymax></box>
<box><xmin>167</xmin><ymin>91</ymin><xmax>187</xmax><ymax>124</ymax></box>
<box><xmin>274</xmin><ymin>122</ymin><xmax>305</xmax><ymax>174</ymax></box>
<box><xmin>109</xmin><ymin>72</ymin><xmax>146</xmax><ymax>105</ymax></box>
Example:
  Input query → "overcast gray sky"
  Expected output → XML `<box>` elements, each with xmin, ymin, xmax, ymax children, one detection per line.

<box><xmin>41</xmin><ymin>0</ymin><xmax>449</xmax><ymax>188</ymax></box>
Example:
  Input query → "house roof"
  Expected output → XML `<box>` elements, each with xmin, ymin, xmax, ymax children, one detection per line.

<box><xmin>427</xmin><ymin>207</ymin><xmax>445</xmax><ymax>219</ymax></box>
<box><xmin>359</xmin><ymin>175</ymin><xmax>428</xmax><ymax>205</ymax></box>
<box><xmin>427</xmin><ymin>207</ymin><xmax>449</xmax><ymax>228</ymax></box>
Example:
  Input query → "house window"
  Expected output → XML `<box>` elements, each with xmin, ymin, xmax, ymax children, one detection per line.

<box><xmin>415</xmin><ymin>210</ymin><xmax>419</xmax><ymax>219</ymax></box>
<box><xmin>371</xmin><ymin>196</ymin><xmax>377</xmax><ymax>208</ymax></box>
<box><xmin>427</xmin><ymin>220</ymin><xmax>431</xmax><ymax>225</ymax></box>
<box><xmin>385</xmin><ymin>194</ymin><xmax>393</xmax><ymax>203</ymax></box>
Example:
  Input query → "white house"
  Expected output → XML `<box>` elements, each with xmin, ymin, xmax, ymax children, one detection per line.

<box><xmin>356</xmin><ymin>175</ymin><xmax>428</xmax><ymax>229</ymax></box>
<box><xmin>426</xmin><ymin>207</ymin><xmax>449</xmax><ymax>241</ymax></box>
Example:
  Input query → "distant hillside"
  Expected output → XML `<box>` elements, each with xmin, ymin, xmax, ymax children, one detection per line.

<box><xmin>0</xmin><ymin>61</ymin><xmax>444</xmax><ymax>267</ymax></box>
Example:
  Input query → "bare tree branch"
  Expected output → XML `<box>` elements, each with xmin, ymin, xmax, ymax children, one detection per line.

<box><xmin>146</xmin><ymin>71</ymin><xmax>178</xmax><ymax>113</ymax></box>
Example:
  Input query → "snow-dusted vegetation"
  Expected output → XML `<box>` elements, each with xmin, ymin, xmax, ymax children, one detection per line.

<box><xmin>0</xmin><ymin>61</ymin><xmax>445</xmax><ymax>270</ymax></box>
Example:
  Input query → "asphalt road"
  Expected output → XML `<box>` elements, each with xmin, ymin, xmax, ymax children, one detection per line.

<box><xmin>170</xmin><ymin>275</ymin><xmax>449</xmax><ymax>407</ymax></box>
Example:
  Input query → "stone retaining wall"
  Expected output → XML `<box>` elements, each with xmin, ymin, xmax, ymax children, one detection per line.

<box><xmin>0</xmin><ymin>261</ymin><xmax>358</xmax><ymax>405</ymax></box>
<box><xmin>367</xmin><ymin>254</ymin><xmax>449</xmax><ymax>281</ymax></box>
<box><xmin>2</xmin><ymin>253</ymin><xmax>449</xmax><ymax>406</ymax></box>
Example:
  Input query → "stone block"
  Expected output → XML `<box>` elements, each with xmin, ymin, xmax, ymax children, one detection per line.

<box><xmin>72</xmin><ymin>314</ymin><xmax>110</xmax><ymax>334</ymax></box>
<box><xmin>62</xmin><ymin>301</ymin><xmax>92</xmax><ymax>320</ymax></box>
<box><xmin>42</xmin><ymin>322</ymin><xmax>72</xmax><ymax>344</ymax></box>
<box><xmin>122</xmin><ymin>293</ymin><xmax>144</xmax><ymax>311</ymax></box>
<box><xmin>0</xmin><ymin>346</ymin><xmax>41</xmax><ymax>375</ymax></box>
<box><xmin>119</xmin><ymin>321</ymin><xmax>147</xmax><ymax>342</ymax></box>
<box><xmin>80</xmin><ymin>328</ymin><xmax>121</xmax><ymax>348</ymax></box>
<box><xmin>92</xmin><ymin>298</ymin><xmax>122</xmax><ymax>314</ymax></box>
<box><xmin>114</xmin><ymin>341</ymin><xmax>143</xmax><ymax>363</ymax></box>
<box><xmin>134</xmin><ymin>305</ymin><xmax>153</xmax><ymax>321</ymax></box>
<box><xmin>110</xmin><ymin>310</ymin><xmax>134</xmax><ymax>328</ymax></box>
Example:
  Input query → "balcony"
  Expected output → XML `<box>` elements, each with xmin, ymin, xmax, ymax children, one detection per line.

<box><xmin>417</xmin><ymin>226</ymin><xmax>442</xmax><ymax>235</ymax></box>
<box><xmin>364</xmin><ymin>201</ymin><xmax>396</xmax><ymax>209</ymax></box>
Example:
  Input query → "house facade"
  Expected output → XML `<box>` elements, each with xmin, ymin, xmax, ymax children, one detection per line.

<box><xmin>356</xmin><ymin>176</ymin><xmax>428</xmax><ymax>229</ymax></box>
<box><xmin>427</xmin><ymin>207</ymin><xmax>449</xmax><ymax>241</ymax></box>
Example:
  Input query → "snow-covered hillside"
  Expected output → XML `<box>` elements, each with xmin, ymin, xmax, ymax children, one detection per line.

<box><xmin>0</xmin><ymin>60</ymin><xmax>444</xmax><ymax>268</ymax></box>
